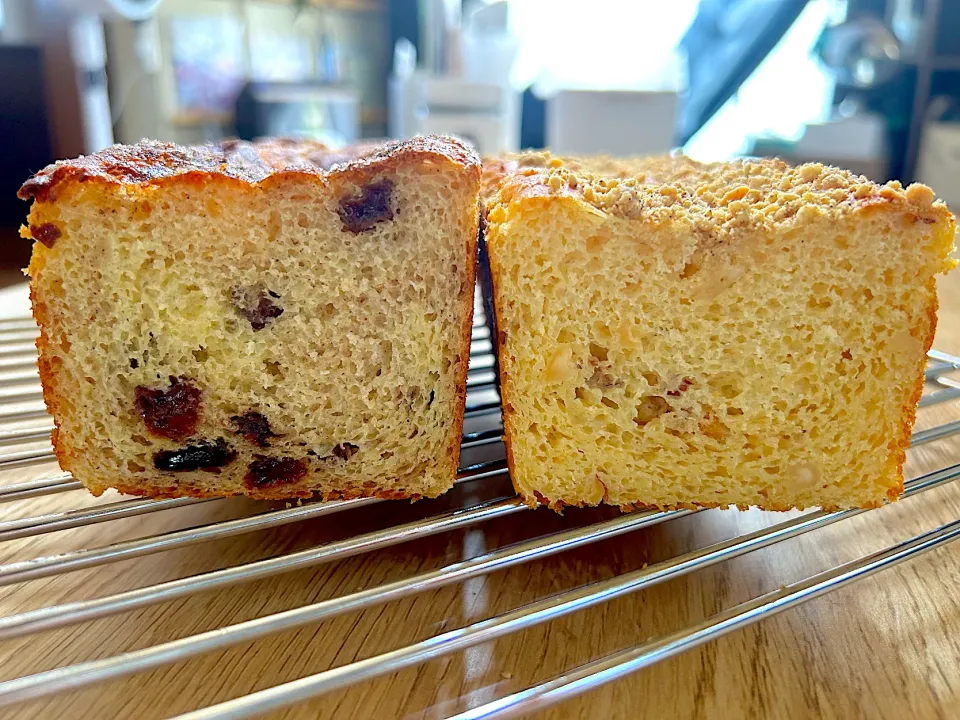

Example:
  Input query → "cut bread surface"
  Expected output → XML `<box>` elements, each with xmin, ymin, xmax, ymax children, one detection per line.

<box><xmin>483</xmin><ymin>153</ymin><xmax>956</xmax><ymax>511</ymax></box>
<box><xmin>21</xmin><ymin>136</ymin><xmax>480</xmax><ymax>500</ymax></box>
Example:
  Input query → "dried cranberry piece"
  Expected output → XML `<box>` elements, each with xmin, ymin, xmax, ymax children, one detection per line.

<box><xmin>231</xmin><ymin>411</ymin><xmax>278</xmax><ymax>448</ymax></box>
<box><xmin>231</xmin><ymin>286</ymin><xmax>284</xmax><ymax>330</ymax></box>
<box><xmin>30</xmin><ymin>223</ymin><xmax>61</xmax><ymax>248</ymax></box>
<box><xmin>667</xmin><ymin>377</ymin><xmax>695</xmax><ymax>397</ymax></box>
<box><xmin>245</xmin><ymin>456</ymin><xmax>308</xmax><ymax>489</ymax></box>
<box><xmin>332</xmin><ymin>442</ymin><xmax>359</xmax><ymax>460</ymax></box>
<box><xmin>135</xmin><ymin>376</ymin><xmax>201</xmax><ymax>441</ymax></box>
<box><xmin>153</xmin><ymin>438</ymin><xmax>236</xmax><ymax>472</ymax></box>
<box><xmin>337</xmin><ymin>180</ymin><xmax>394</xmax><ymax>233</ymax></box>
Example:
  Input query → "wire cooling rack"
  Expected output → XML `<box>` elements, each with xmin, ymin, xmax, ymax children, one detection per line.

<box><xmin>0</xmin><ymin>297</ymin><xmax>959</xmax><ymax>719</ymax></box>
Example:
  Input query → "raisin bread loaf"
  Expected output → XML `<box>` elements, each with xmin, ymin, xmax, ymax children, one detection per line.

<box><xmin>483</xmin><ymin>152</ymin><xmax>956</xmax><ymax>511</ymax></box>
<box><xmin>20</xmin><ymin>136</ymin><xmax>480</xmax><ymax>500</ymax></box>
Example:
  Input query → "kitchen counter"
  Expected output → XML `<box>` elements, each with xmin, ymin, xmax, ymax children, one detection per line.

<box><xmin>0</xmin><ymin>274</ymin><xmax>958</xmax><ymax>720</ymax></box>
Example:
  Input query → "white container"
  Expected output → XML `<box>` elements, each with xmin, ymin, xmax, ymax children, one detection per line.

<box><xmin>390</xmin><ymin>75</ymin><xmax>520</xmax><ymax>155</ymax></box>
<box><xmin>462</xmin><ymin>31</ymin><xmax>519</xmax><ymax>86</ymax></box>
<box><xmin>546</xmin><ymin>89</ymin><xmax>678</xmax><ymax>157</ymax></box>
<box><xmin>917</xmin><ymin>121</ymin><xmax>960</xmax><ymax>210</ymax></box>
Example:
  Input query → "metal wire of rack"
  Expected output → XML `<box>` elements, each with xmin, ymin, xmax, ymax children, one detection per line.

<box><xmin>0</xmin><ymin>302</ymin><xmax>959</xmax><ymax>720</ymax></box>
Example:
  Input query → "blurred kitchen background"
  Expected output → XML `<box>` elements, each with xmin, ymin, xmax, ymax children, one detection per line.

<box><xmin>3</xmin><ymin>0</ymin><xmax>960</xmax><ymax>283</ymax></box>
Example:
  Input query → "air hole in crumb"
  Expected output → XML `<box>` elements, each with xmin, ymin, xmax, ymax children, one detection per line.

<box><xmin>379</xmin><ymin>339</ymin><xmax>393</xmax><ymax>370</ymax></box>
<box><xmin>588</xmin><ymin>343</ymin><xmax>608</xmax><ymax>362</ymax></box>
<box><xmin>680</xmin><ymin>260</ymin><xmax>700</xmax><ymax>279</ymax></box>
<box><xmin>129</xmin><ymin>358</ymin><xmax>139</xmax><ymax>369</ymax></box>
<box><xmin>708</xmin><ymin>372</ymin><xmax>743</xmax><ymax>399</ymax></box>
<box><xmin>634</xmin><ymin>395</ymin><xmax>670</xmax><ymax>426</ymax></box>
<box><xmin>556</xmin><ymin>328</ymin><xmax>576</xmax><ymax>343</ymax></box>
<box><xmin>600</xmin><ymin>396</ymin><xmax>619</xmax><ymax>409</ymax></box>
<box><xmin>701</xmin><ymin>415</ymin><xmax>730</xmax><ymax>441</ymax></box>
<box><xmin>192</xmin><ymin>347</ymin><xmax>209</xmax><ymax>363</ymax></box>
<box><xmin>265</xmin><ymin>361</ymin><xmax>284</xmax><ymax>378</ymax></box>
<box><xmin>265</xmin><ymin>210</ymin><xmax>282</xmax><ymax>242</ymax></box>
<box><xmin>641</xmin><ymin>371</ymin><xmax>660</xmax><ymax>387</ymax></box>
<box><xmin>586</xmin><ymin>233</ymin><xmax>609</xmax><ymax>254</ymax></box>
<box><xmin>332</xmin><ymin>442</ymin><xmax>359</xmax><ymax>460</ymax></box>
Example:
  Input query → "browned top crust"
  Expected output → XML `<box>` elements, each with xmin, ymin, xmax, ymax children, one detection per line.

<box><xmin>19</xmin><ymin>135</ymin><xmax>481</xmax><ymax>204</ymax></box>
<box><xmin>483</xmin><ymin>150</ymin><xmax>955</xmax><ymax>233</ymax></box>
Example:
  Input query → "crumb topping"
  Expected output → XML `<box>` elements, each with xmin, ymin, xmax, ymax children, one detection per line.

<box><xmin>484</xmin><ymin>151</ymin><xmax>952</xmax><ymax>234</ymax></box>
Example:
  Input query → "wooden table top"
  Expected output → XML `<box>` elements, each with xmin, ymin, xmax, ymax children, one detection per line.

<box><xmin>1</xmin><ymin>274</ymin><xmax>959</xmax><ymax>720</ymax></box>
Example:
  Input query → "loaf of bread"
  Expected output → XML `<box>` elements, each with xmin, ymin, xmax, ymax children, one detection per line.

<box><xmin>483</xmin><ymin>153</ymin><xmax>956</xmax><ymax>511</ymax></box>
<box><xmin>20</xmin><ymin>136</ymin><xmax>481</xmax><ymax>500</ymax></box>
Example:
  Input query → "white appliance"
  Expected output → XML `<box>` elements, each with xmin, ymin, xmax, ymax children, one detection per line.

<box><xmin>792</xmin><ymin>113</ymin><xmax>889</xmax><ymax>181</ymax></box>
<box><xmin>63</xmin><ymin>0</ymin><xmax>162</xmax><ymax>153</ymax></box>
<box><xmin>2</xmin><ymin>0</ymin><xmax>162</xmax><ymax>156</ymax></box>
<box><xmin>546</xmin><ymin>89</ymin><xmax>678</xmax><ymax>157</ymax></box>
<box><xmin>917</xmin><ymin>121</ymin><xmax>960</xmax><ymax>210</ymax></box>
<box><xmin>916</xmin><ymin>98</ymin><xmax>960</xmax><ymax>209</ymax></box>
<box><xmin>390</xmin><ymin>74</ymin><xmax>520</xmax><ymax>156</ymax></box>
<box><xmin>389</xmin><ymin>1</ymin><xmax>521</xmax><ymax>156</ymax></box>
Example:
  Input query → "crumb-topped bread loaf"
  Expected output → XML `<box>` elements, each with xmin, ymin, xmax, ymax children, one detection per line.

<box><xmin>20</xmin><ymin>136</ymin><xmax>480</xmax><ymax>500</ymax></box>
<box><xmin>483</xmin><ymin>152</ymin><xmax>956</xmax><ymax>511</ymax></box>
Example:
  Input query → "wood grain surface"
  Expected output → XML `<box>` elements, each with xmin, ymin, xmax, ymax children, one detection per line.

<box><xmin>1</xmin><ymin>274</ymin><xmax>959</xmax><ymax>720</ymax></box>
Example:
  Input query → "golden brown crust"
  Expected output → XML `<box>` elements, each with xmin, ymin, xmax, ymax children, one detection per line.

<box><xmin>102</xmin><ymin>479</ymin><xmax>428</xmax><ymax>502</ymax></box>
<box><xmin>484</xmin><ymin>152</ymin><xmax>953</xmax><ymax>240</ymax></box>
<box><xmin>450</xmin><ymin>215</ymin><xmax>480</xmax><ymax>476</ymax></box>
<box><xmin>886</xmin><ymin>275</ymin><xmax>941</xmax><ymax>503</ymax></box>
<box><xmin>485</xmin><ymin>234</ymin><xmax>521</xmax><ymax>501</ymax></box>
<box><xmin>31</xmin><ymin>284</ymin><xmax>70</xmax><ymax>473</ymax></box>
<box><xmin>20</xmin><ymin>135</ymin><xmax>480</xmax><ymax>203</ymax></box>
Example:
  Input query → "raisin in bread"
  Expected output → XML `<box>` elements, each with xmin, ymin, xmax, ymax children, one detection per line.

<box><xmin>482</xmin><ymin>152</ymin><xmax>956</xmax><ymax>511</ymax></box>
<box><xmin>20</xmin><ymin>136</ymin><xmax>480</xmax><ymax>500</ymax></box>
